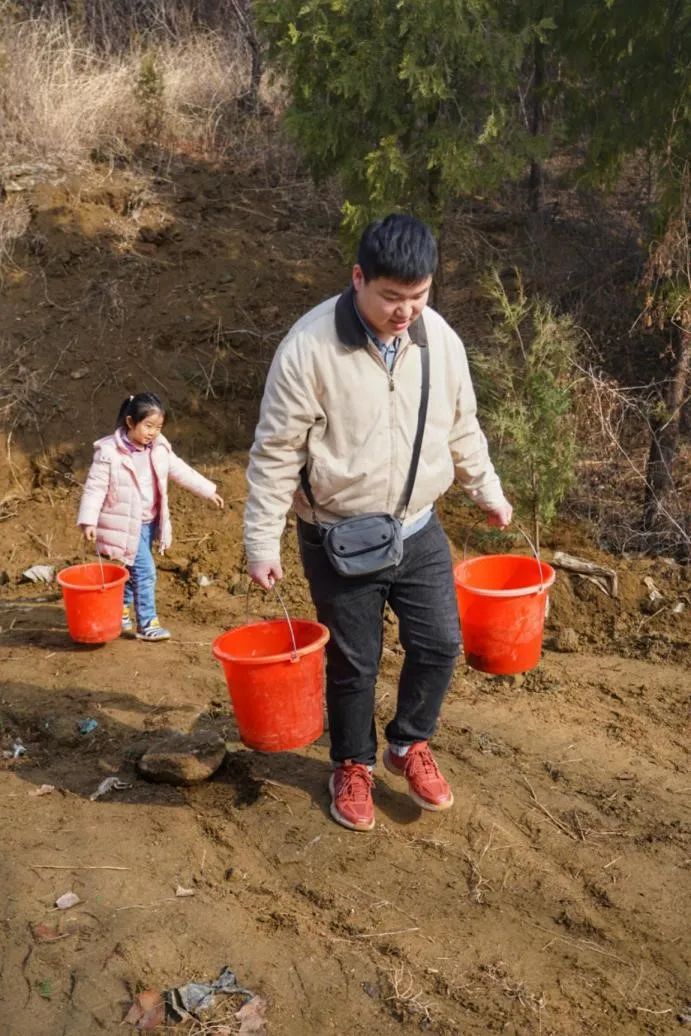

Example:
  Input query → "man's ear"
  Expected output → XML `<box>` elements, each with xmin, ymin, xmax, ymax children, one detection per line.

<box><xmin>352</xmin><ymin>264</ymin><xmax>364</xmax><ymax>291</ymax></box>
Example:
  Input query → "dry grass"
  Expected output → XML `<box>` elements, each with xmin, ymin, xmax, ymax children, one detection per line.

<box><xmin>385</xmin><ymin>963</ymin><xmax>434</xmax><ymax>1025</ymax></box>
<box><xmin>0</xmin><ymin>3</ymin><xmax>254</xmax><ymax>170</ymax></box>
<box><xmin>0</xmin><ymin>197</ymin><xmax>31</xmax><ymax>275</ymax></box>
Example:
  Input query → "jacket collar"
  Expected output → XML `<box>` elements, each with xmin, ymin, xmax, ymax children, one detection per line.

<box><xmin>110</xmin><ymin>428</ymin><xmax>170</xmax><ymax>457</ymax></box>
<box><xmin>334</xmin><ymin>285</ymin><xmax>428</xmax><ymax>350</ymax></box>
<box><xmin>115</xmin><ymin>427</ymin><xmax>148</xmax><ymax>454</ymax></box>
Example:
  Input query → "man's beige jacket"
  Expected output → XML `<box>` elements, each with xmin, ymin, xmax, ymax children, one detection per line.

<box><xmin>244</xmin><ymin>287</ymin><xmax>507</xmax><ymax>564</ymax></box>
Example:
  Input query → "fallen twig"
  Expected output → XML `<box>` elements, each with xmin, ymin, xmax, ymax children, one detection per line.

<box><xmin>31</xmin><ymin>864</ymin><xmax>130</xmax><ymax>871</ymax></box>
<box><xmin>114</xmin><ymin>898</ymin><xmax>178</xmax><ymax>911</ymax></box>
<box><xmin>552</xmin><ymin>551</ymin><xmax>618</xmax><ymax>597</ymax></box>
<box><xmin>637</xmin><ymin>606</ymin><xmax>668</xmax><ymax>632</ymax></box>
<box><xmin>521</xmin><ymin>776</ymin><xmax>578</xmax><ymax>841</ymax></box>
<box><xmin>352</xmin><ymin>927</ymin><xmax>420</xmax><ymax>939</ymax></box>
<box><xmin>530</xmin><ymin>920</ymin><xmax>632</xmax><ymax>968</ymax></box>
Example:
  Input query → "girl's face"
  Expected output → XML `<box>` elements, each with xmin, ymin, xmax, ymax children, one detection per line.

<box><xmin>126</xmin><ymin>409</ymin><xmax>165</xmax><ymax>447</ymax></box>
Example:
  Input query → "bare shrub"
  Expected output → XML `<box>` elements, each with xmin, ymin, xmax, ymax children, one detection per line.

<box><xmin>568</xmin><ymin>362</ymin><xmax>690</xmax><ymax>557</ymax></box>
<box><xmin>17</xmin><ymin>0</ymin><xmax>250</xmax><ymax>52</ymax></box>
<box><xmin>0</xmin><ymin>4</ymin><xmax>257</xmax><ymax>170</ymax></box>
<box><xmin>156</xmin><ymin>32</ymin><xmax>250</xmax><ymax>156</ymax></box>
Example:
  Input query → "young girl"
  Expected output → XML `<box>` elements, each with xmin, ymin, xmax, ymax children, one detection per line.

<box><xmin>77</xmin><ymin>391</ymin><xmax>223</xmax><ymax>641</ymax></box>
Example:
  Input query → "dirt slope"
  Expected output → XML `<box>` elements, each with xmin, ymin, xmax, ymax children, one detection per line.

<box><xmin>1</xmin><ymin>158</ymin><xmax>689</xmax><ymax>1034</ymax></box>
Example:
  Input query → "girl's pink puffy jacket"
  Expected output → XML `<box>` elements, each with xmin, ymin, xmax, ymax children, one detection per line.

<box><xmin>77</xmin><ymin>429</ymin><xmax>217</xmax><ymax>564</ymax></box>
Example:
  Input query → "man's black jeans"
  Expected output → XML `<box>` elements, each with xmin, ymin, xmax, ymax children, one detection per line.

<box><xmin>297</xmin><ymin>511</ymin><xmax>461</xmax><ymax>766</ymax></box>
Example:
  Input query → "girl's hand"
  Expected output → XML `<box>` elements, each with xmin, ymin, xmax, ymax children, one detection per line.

<box><xmin>211</xmin><ymin>493</ymin><xmax>224</xmax><ymax>508</ymax></box>
<box><xmin>80</xmin><ymin>524</ymin><xmax>97</xmax><ymax>542</ymax></box>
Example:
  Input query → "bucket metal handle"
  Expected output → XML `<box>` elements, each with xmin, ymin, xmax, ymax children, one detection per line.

<box><xmin>82</xmin><ymin>541</ymin><xmax>107</xmax><ymax>590</ymax></box>
<box><xmin>245</xmin><ymin>581</ymin><xmax>299</xmax><ymax>663</ymax></box>
<box><xmin>463</xmin><ymin>519</ymin><xmax>547</xmax><ymax>593</ymax></box>
<box><xmin>513</xmin><ymin>523</ymin><xmax>547</xmax><ymax>593</ymax></box>
<box><xmin>95</xmin><ymin>546</ymin><xmax>106</xmax><ymax>591</ymax></box>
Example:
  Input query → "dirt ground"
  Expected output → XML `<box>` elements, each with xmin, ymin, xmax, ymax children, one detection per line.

<box><xmin>1</xmin><ymin>159</ymin><xmax>689</xmax><ymax>1034</ymax></box>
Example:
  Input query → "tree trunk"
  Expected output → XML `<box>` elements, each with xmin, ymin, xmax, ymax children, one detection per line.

<box><xmin>528</xmin><ymin>33</ymin><xmax>545</xmax><ymax>213</ymax></box>
<box><xmin>432</xmin><ymin>228</ymin><xmax>445</xmax><ymax>314</ymax></box>
<box><xmin>230</xmin><ymin>0</ymin><xmax>262</xmax><ymax>112</ymax></box>
<box><xmin>427</xmin><ymin>162</ymin><xmax>445</xmax><ymax>313</ymax></box>
<box><xmin>643</xmin><ymin>321</ymin><xmax>690</xmax><ymax>534</ymax></box>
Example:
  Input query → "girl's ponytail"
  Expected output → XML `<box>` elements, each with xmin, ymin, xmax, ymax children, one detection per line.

<box><xmin>116</xmin><ymin>391</ymin><xmax>166</xmax><ymax>428</ymax></box>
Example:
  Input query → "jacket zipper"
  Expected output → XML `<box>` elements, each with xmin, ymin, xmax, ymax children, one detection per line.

<box><xmin>365</xmin><ymin>341</ymin><xmax>409</xmax><ymax>513</ymax></box>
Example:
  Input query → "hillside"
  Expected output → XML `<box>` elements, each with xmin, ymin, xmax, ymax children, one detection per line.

<box><xmin>1</xmin><ymin>154</ymin><xmax>690</xmax><ymax>1035</ymax></box>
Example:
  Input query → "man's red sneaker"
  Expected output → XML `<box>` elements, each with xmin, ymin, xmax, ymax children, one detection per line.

<box><xmin>383</xmin><ymin>741</ymin><xmax>454</xmax><ymax>811</ymax></box>
<box><xmin>329</xmin><ymin>762</ymin><xmax>375</xmax><ymax>831</ymax></box>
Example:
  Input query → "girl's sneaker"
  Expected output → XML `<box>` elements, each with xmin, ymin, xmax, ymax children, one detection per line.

<box><xmin>121</xmin><ymin>606</ymin><xmax>134</xmax><ymax>635</ymax></box>
<box><xmin>135</xmin><ymin>618</ymin><xmax>171</xmax><ymax>642</ymax></box>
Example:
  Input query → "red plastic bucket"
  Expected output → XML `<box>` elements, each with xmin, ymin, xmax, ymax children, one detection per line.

<box><xmin>454</xmin><ymin>554</ymin><xmax>555</xmax><ymax>675</ymax></box>
<box><xmin>212</xmin><ymin>618</ymin><xmax>330</xmax><ymax>751</ymax></box>
<box><xmin>57</xmin><ymin>562</ymin><xmax>129</xmax><ymax>644</ymax></box>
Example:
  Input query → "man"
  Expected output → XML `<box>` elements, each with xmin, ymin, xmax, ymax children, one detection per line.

<box><xmin>245</xmin><ymin>214</ymin><xmax>512</xmax><ymax>832</ymax></box>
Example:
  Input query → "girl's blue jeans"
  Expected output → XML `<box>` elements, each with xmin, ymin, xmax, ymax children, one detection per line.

<box><xmin>123</xmin><ymin>522</ymin><xmax>157</xmax><ymax>630</ymax></box>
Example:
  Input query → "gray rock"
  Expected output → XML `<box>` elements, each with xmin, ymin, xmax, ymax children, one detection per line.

<box><xmin>555</xmin><ymin>627</ymin><xmax>579</xmax><ymax>653</ymax></box>
<box><xmin>137</xmin><ymin>730</ymin><xmax>226</xmax><ymax>785</ymax></box>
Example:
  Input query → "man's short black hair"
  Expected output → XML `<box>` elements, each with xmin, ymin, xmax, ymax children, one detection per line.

<box><xmin>357</xmin><ymin>213</ymin><xmax>438</xmax><ymax>283</ymax></box>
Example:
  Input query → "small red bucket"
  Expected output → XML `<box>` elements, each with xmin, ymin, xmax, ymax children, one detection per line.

<box><xmin>454</xmin><ymin>554</ymin><xmax>555</xmax><ymax>675</ymax></box>
<box><xmin>212</xmin><ymin>617</ymin><xmax>330</xmax><ymax>752</ymax></box>
<box><xmin>57</xmin><ymin>562</ymin><xmax>129</xmax><ymax>644</ymax></box>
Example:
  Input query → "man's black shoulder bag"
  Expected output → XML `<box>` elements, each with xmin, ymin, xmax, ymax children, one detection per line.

<box><xmin>300</xmin><ymin>341</ymin><xmax>430</xmax><ymax>577</ymax></box>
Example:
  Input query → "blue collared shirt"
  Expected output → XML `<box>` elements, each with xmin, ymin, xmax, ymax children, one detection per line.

<box><xmin>353</xmin><ymin>301</ymin><xmax>400</xmax><ymax>371</ymax></box>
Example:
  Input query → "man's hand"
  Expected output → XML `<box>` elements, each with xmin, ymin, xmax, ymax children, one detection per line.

<box><xmin>485</xmin><ymin>500</ymin><xmax>513</xmax><ymax>529</ymax></box>
<box><xmin>211</xmin><ymin>493</ymin><xmax>224</xmax><ymax>508</ymax></box>
<box><xmin>248</xmin><ymin>560</ymin><xmax>283</xmax><ymax>589</ymax></box>
<box><xmin>80</xmin><ymin>524</ymin><xmax>97</xmax><ymax>542</ymax></box>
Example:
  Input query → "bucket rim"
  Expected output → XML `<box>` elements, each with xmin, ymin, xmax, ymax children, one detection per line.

<box><xmin>454</xmin><ymin>555</ymin><xmax>555</xmax><ymax>598</ymax></box>
<box><xmin>57</xmin><ymin>562</ymin><xmax>128</xmax><ymax>592</ymax></box>
<box><xmin>212</xmin><ymin>617</ymin><xmax>330</xmax><ymax>665</ymax></box>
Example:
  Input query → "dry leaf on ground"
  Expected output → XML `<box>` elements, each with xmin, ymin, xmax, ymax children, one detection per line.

<box><xmin>124</xmin><ymin>989</ymin><xmax>166</xmax><ymax>1031</ymax></box>
<box><xmin>236</xmin><ymin>995</ymin><xmax>268</xmax><ymax>1035</ymax></box>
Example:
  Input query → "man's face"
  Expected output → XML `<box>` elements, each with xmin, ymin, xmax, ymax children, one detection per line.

<box><xmin>352</xmin><ymin>265</ymin><xmax>432</xmax><ymax>342</ymax></box>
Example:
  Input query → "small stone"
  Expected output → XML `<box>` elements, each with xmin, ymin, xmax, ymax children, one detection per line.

<box><xmin>22</xmin><ymin>564</ymin><xmax>55</xmax><ymax>584</ymax></box>
<box><xmin>55</xmin><ymin>891</ymin><xmax>80</xmax><ymax>910</ymax></box>
<box><xmin>137</xmin><ymin>730</ymin><xmax>226</xmax><ymax>785</ymax></box>
<box><xmin>555</xmin><ymin>627</ymin><xmax>579</xmax><ymax>653</ymax></box>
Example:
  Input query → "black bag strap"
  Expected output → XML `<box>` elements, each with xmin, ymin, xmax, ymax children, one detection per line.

<box><xmin>400</xmin><ymin>339</ymin><xmax>429</xmax><ymax>517</ymax></box>
<box><xmin>300</xmin><ymin>335</ymin><xmax>430</xmax><ymax>520</ymax></box>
